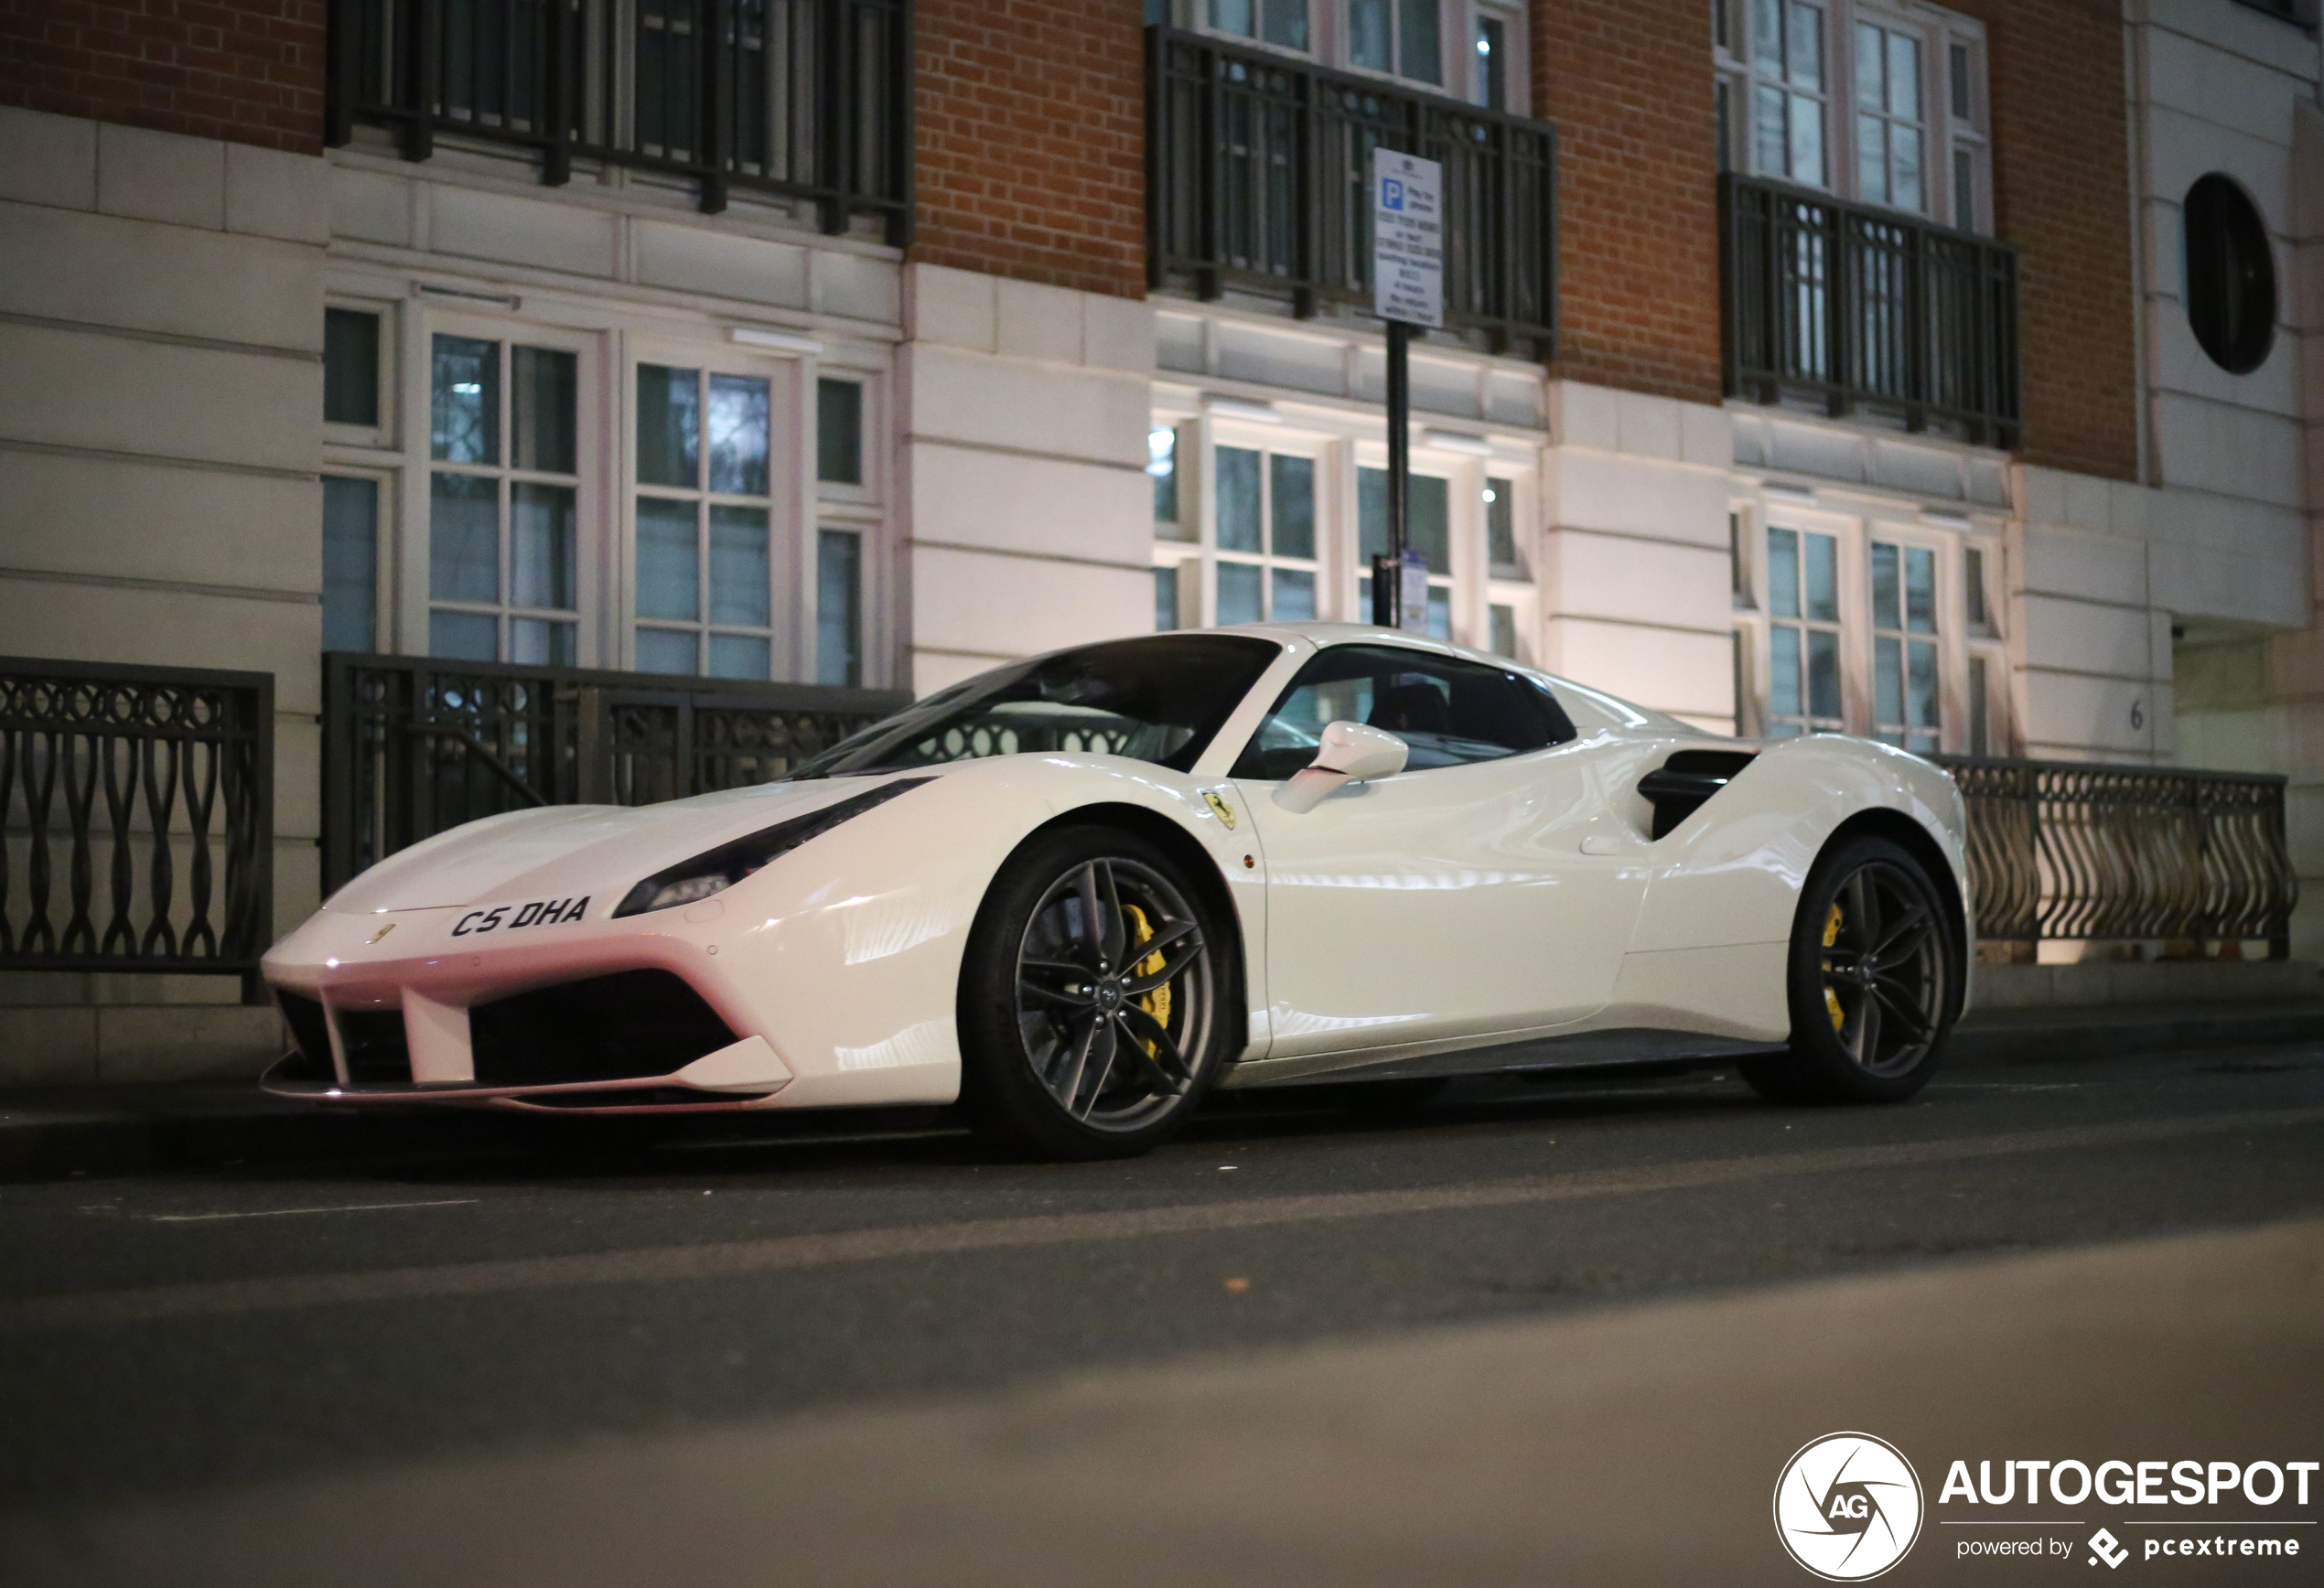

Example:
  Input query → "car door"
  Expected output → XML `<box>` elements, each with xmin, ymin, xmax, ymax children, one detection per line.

<box><xmin>1226</xmin><ymin>644</ymin><xmax>1654</xmax><ymax>1061</ymax></box>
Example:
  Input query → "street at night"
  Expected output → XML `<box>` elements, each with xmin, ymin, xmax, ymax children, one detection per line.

<box><xmin>1</xmin><ymin>1035</ymin><xmax>2319</xmax><ymax>1584</ymax></box>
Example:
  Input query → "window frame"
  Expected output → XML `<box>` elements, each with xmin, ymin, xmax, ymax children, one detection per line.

<box><xmin>1168</xmin><ymin>1</ymin><xmax>1523</xmax><ymax>107</ymax></box>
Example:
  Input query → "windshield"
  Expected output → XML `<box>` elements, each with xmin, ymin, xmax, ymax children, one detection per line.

<box><xmin>788</xmin><ymin>634</ymin><xmax>1284</xmax><ymax>778</ymax></box>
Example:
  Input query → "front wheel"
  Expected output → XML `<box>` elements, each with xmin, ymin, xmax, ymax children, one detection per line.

<box><xmin>958</xmin><ymin>826</ymin><xmax>1233</xmax><ymax>1159</ymax></box>
<box><xmin>1741</xmin><ymin>834</ymin><xmax>1957</xmax><ymax>1105</ymax></box>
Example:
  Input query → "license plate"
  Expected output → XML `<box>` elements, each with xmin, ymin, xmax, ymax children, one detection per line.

<box><xmin>449</xmin><ymin>896</ymin><xmax>592</xmax><ymax>938</ymax></box>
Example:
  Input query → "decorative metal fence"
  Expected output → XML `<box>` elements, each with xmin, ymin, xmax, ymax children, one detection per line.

<box><xmin>1147</xmin><ymin>26</ymin><xmax>1557</xmax><ymax>355</ymax></box>
<box><xmin>321</xmin><ymin>653</ymin><xmax>908</xmax><ymax>894</ymax></box>
<box><xmin>0</xmin><ymin>658</ymin><xmax>274</xmax><ymax>989</ymax></box>
<box><xmin>1934</xmin><ymin>756</ymin><xmax>2296</xmax><ymax>958</ymax></box>
<box><xmin>1721</xmin><ymin>173</ymin><xmax>2020</xmax><ymax>447</ymax></box>
<box><xmin>328</xmin><ymin>0</ymin><xmax>912</xmax><ymax>232</ymax></box>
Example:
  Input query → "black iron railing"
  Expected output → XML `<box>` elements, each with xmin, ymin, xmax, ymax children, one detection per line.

<box><xmin>321</xmin><ymin>653</ymin><xmax>908</xmax><ymax>893</ymax></box>
<box><xmin>1934</xmin><ymin>756</ymin><xmax>2296</xmax><ymax>958</ymax></box>
<box><xmin>1721</xmin><ymin>173</ymin><xmax>2019</xmax><ymax>447</ymax></box>
<box><xmin>328</xmin><ymin>0</ymin><xmax>912</xmax><ymax>233</ymax></box>
<box><xmin>1146</xmin><ymin>26</ymin><xmax>1557</xmax><ymax>355</ymax></box>
<box><xmin>0</xmin><ymin>658</ymin><xmax>274</xmax><ymax>989</ymax></box>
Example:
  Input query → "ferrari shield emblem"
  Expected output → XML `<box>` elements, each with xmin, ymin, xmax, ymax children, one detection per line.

<box><xmin>1202</xmin><ymin>790</ymin><xmax>1237</xmax><ymax>830</ymax></box>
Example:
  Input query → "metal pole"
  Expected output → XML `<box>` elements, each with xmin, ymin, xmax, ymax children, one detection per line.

<box><xmin>1373</xmin><ymin>317</ymin><xmax>1410</xmax><ymax>628</ymax></box>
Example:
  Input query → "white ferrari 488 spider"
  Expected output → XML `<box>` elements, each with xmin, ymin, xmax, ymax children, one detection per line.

<box><xmin>264</xmin><ymin>623</ymin><xmax>1971</xmax><ymax>1158</ymax></box>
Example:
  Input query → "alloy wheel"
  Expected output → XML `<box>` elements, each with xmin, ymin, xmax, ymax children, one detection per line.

<box><xmin>1816</xmin><ymin>859</ymin><xmax>1946</xmax><ymax>1078</ymax></box>
<box><xmin>1012</xmin><ymin>856</ymin><xmax>1213</xmax><ymax>1132</ymax></box>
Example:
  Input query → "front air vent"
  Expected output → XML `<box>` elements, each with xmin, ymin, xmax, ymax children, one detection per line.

<box><xmin>1639</xmin><ymin>750</ymin><xmax>1759</xmax><ymax>841</ymax></box>
<box><xmin>470</xmin><ymin>969</ymin><xmax>738</xmax><ymax>1086</ymax></box>
<box><xmin>338</xmin><ymin>1008</ymin><xmax>413</xmax><ymax>1083</ymax></box>
<box><xmin>275</xmin><ymin>992</ymin><xmax>334</xmax><ymax>1082</ymax></box>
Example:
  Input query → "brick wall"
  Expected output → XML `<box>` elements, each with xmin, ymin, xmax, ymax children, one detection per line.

<box><xmin>1531</xmin><ymin>0</ymin><xmax>1726</xmax><ymax>405</ymax></box>
<box><xmin>1947</xmin><ymin>0</ymin><xmax>2137</xmax><ymax>482</ymax></box>
<box><xmin>913</xmin><ymin>0</ymin><xmax>1146</xmax><ymax>298</ymax></box>
<box><xmin>0</xmin><ymin>0</ymin><xmax>323</xmax><ymax>155</ymax></box>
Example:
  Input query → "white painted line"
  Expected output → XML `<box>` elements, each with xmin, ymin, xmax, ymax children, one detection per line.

<box><xmin>147</xmin><ymin>1199</ymin><xmax>479</xmax><ymax>1224</ymax></box>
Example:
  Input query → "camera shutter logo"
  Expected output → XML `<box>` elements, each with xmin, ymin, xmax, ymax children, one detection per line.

<box><xmin>1774</xmin><ymin>1432</ymin><xmax>1924</xmax><ymax>1581</ymax></box>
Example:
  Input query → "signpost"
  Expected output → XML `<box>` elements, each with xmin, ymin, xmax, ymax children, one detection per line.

<box><xmin>1370</xmin><ymin>147</ymin><xmax>1443</xmax><ymax>632</ymax></box>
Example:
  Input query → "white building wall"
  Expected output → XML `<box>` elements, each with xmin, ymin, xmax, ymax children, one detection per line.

<box><xmin>0</xmin><ymin>106</ymin><xmax>330</xmax><ymax>981</ymax></box>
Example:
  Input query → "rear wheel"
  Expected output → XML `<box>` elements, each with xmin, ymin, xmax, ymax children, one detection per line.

<box><xmin>1741</xmin><ymin>834</ymin><xmax>1956</xmax><ymax>1105</ymax></box>
<box><xmin>959</xmin><ymin>826</ymin><xmax>1232</xmax><ymax>1160</ymax></box>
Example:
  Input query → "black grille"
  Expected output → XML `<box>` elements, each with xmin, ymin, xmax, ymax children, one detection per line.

<box><xmin>1640</xmin><ymin>750</ymin><xmax>1759</xmax><ymax>841</ymax></box>
<box><xmin>275</xmin><ymin>992</ymin><xmax>335</xmax><ymax>1081</ymax></box>
<box><xmin>470</xmin><ymin>969</ymin><xmax>738</xmax><ymax>1086</ymax></box>
<box><xmin>339</xmin><ymin>1008</ymin><xmax>413</xmax><ymax>1083</ymax></box>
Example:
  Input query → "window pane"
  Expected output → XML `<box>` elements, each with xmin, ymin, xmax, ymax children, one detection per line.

<box><xmin>1263</xmin><ymin>0</ymin><xmax>1307</xmax><ymax>49</ymax></box>
<box><xmin>637</xmin><ymin>365</ymin><xmax>700</xmax><ymax>488</ymax></box>
<box><xmin>1151</xmin><ymin>426</ymin><xmax>1181</xmax><ymax>532</ymax></box>
<box><xmin>429</xmin><ymin>610</ymin><xmax>498</xmax><ymax>660</ymax></box>
<box><xmin>1752</xmin><ymin>0</ymin><xmax>1781</xmax><ymax>71</ymax></box>
<box><xmin>1475</xmin><ymin>15</ymin><xmax>1505</xmax><ymax>109</ymax></box>
<box><xmin>510</xmin><ymin>617</ymin><xmax>576</xmax><ymax>666</ymax></box>
<box><xmin>431</xmin><ymin>336</ymin><xmax>499</xmax><ymax>465</ymax></box>
<box><xmin>1906</xmin><ymin>546</ymin><xmax>1937</xmax><ymax>633</ymax></box>
<box><xmin>1270</xmin><ymin>454</ymin><xmax>1316</xmax><ymax>559</ymax></box>
<box><xmin>1156</xmin><ymin>565</ymin><xmax>1180</xmax><ymax>630</ymax></box>
<box><xmin>324</xmin><ymin>309</ymin><xmax>380</xmax><ymax>427</ymax></box>
<box><xmin>636</xmin><ymin>627</ymin><xmax>698</xmax><ymax>675</ymax></box>
<box><xmin>1786</xmin><ymin>0</ymin><xmax>1821</xmax><ymax>89</ymax></box>
<box><xmin>709</xmin><ymin>374</ymin><xmax>771</xmax><ymax>496</ymax></box>
<box><xmin>511</xmin><ymin>484</ymin><xmax>577</xmax><ymax>610</ymax></box>
<box><xmin>1953</xmin><ymin>147</ymin><xmax>1974</xmax><ymax>231</ymax></box>
<box><xmin>1426</xmin><ymin>585</ymin><xmax>1450</xmax><ymax>639</ymax></box>
<box><xmin>1210</xmin><ymin>0</ymin><xmax>1253</xmax><ymax>34</ymax></box>
<box><xmin>429</xmin><ymin>472</ymin><xmax>499</xmax><ymax>603</ymax></box>
<box><xmin>321</xmin><ymin>476</ymin><xmax>378</xmax><ymax>652</ymax></box>
<box><xmin>1409</xmin><ymin>475</ymin><xmax>1449</xmax><ymax>574</ymax></box>
<box><xmin>1888</xmin><ymin>32</ymin><xmax>1920</xmax><ymax>118</ymax></box>
<box><xmin>1486</xmin><ymin>478</ymin><xmax>1517</xmax><ymax>569</ymax></box>
<box><xmin>1950</xmin><ymin>41</ymin><xmax>1972</xmax><ymax>118</ymax></box>
<box><xmin>1768</xmin><ymin>526</ymin><xmax>1800</xmax><ymax>618</ymax></box>
<box><xmin>817</xmin><ymin>378</ymin><xmax>864</xmax><ymax>485</ymax></box>
<box><xmin>1965</xmin><ymin>546</ymin><xmax>1987</xmax><ymax>628</ymax></box>
<box><xmin>1893</xmin><ymin>125</ymin><xmax>1922</xmax><ymax>211</ymax></box>
<box><xmin>709</xmin><ymin>634</ymin><xmax>772</xmax><ymax>681</ymax></box>
<box><xmin>817</xmin><ymin>528</ymin><xmax>862</xmax><ymax>685</ymax></box>
<box><xmin>707</xmin><ymin>505</ymin><xmax>771</xmax><ymax>628</ymax></box>
<box><xmin>1788</xmin><ymin>90</ymin><xmax>1824</xmax><ymax>186</ymax></box>
<box><xmin>1232</xmin><ymin>643</ymin><xmax>1574</xmax><ymax>778</ymax></box>
<box><xmin>1857</xmin><ymin>114</ymin><xmax>1886</xmax><ymax>202</ymax></box>
<box><xmin>1271</xmin><ymin>567</ymin><xmax>1317</xmax><ymax>621</ymax></box>
<box><xmin>1804</xmin><ymin>531</ymin><xmax>1838</xmax><ymax>622</ymax></box>
<box><xmin>511</xmin><ymin>347</ymin><xmax>576</xmax><ymax>474</ymax></box>
<box><xmin>1490</xmin><ymin>603</ymin><xmax>1516</xmax><ymax>659</ymax></box>
<box><xmin>1870</xmin><ymin>542</ymin><xmax>1899</xmax><ymax>630</ymax></box>
<box><xmin>1753</xmin><ymin>83</ymin><xmax>1788</xmax><ymax>174</ymax></box>
<box><xmin>1807</xmin><ymin>627</ymin><xmax>1841</xmax><ymax>719</ymax></box>
<box><xmin>1770</xmin><ymin>623</ymin><xmax>1802</xmax><ymax>717</ymax></box>
<box><xmin>635</xmin><ymin>496</ymin><xmax>700</xmax><ymax>621</ymax></box>
<box><xmin>1969</xmin><ymin>654</ymin><xmax>1989</xmax><ymax>756</ymax></box>
<box><xmin>1358</xmin><ymin>466</ymin><xmax>1389</xmax><ymax>561</ymax></box>
<box><xmin>1875</xmin><ymin>634</ymin><xmax>1903</xmax><ymax>725</ymax></box>
<box><xmin>1855</xmin><ymin>20</ymin><xmax>1883</xmax><ymax>106</ymax></box>
<box><xmin>1909</xmin><ymin>639</ymin><xmax>1939</xmax><ymax>728</ymax></box>
<box><xmin>1216</xmin><ymin>446</ymin><xmax>1263</xmax><ymax>553</ymax></box>
<box><xmin>1218</xmin><ymin>561</ymin><xmax>1264</xmax><ymax>626</ymax></box>
<box><xmin>1399</xmin><ymin>0</ymin><xmax>1440</xmax><ymax>83</ymax></box>
<box><xmin>1350</xmin><ymin>0</ymin><xmax>1389</xmax><ymax>70</ymax></box>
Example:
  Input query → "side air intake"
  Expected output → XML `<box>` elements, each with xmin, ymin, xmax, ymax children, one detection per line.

<box><xmin>1638</xmin><ymin>750</ymin><xmax>1759</xmax><ymax>841</ymax></box>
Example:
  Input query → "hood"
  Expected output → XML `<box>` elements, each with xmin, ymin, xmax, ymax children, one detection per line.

<box><xmin>324</xmin><ymin>775</ymin><xmax>932</xmax><ymax>914</ymax></box>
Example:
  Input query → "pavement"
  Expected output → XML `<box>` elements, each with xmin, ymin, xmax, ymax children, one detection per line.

<box><xmin>0</xmin><ymin>1017</ymin><xmax>2319</xmax><ymax>1585</ymax></box>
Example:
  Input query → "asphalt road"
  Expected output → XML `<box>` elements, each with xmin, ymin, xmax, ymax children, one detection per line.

<box><xmin>1</xmin><ymin>1039</ymin><xmax>2321</xmax><ymax>1583</ymax></box>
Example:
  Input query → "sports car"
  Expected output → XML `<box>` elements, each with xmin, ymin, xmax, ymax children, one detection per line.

<box><xmin>262</xmin><ymin>622</ymin><xmax>1972</xmax><ymax>1159</ymax></box>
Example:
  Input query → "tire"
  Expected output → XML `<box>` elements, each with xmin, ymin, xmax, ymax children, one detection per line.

<box><xmin>958</xmin><ymin>824</ymin><xmax>1234</xmax><ymax>1160</ymax></box>
<box><xmin>1740</xmin><ymin>834</ymin><xmax>1958</xmax><ymax>1105</ymax></box>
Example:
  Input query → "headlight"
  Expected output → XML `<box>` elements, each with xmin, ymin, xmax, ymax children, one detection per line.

<box><xmin>611</xmin><ymin>778</ymin><xmax>933</xmax><ymax>918</ymax></box>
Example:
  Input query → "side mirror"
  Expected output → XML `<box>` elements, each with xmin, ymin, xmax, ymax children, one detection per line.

<box><xmin>1272</xmin><ymin>720</ymin><xmax>1409</xmax><ymax>814</ymax></box>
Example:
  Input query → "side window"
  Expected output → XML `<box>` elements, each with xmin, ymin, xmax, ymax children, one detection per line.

<box><xmin>1232</xmin><ymin>644</ymin><xmax>1576</xmax><ymax>779</ymax></box>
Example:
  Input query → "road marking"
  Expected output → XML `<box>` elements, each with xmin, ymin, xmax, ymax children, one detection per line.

<box><xmin>145</xmin><ymin>1199</ymin><xmax>480</xmax><ymax>1224</ymax></box>
<box><xmin>4</xmin><ymin>1106</ymin><xmax>2319</xmax><ymax>1333</ymax></box>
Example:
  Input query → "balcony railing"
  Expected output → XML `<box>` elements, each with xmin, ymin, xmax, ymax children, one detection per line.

<box><xmin>321</xmin><ymin>653</ymin><xmax>909</xmax><ymax>894</ymax></box>
<box><xmin>0</xmin><ymin>658</ymin><xmax>274</xmax><ymax>992</ymax></box>
<box><xmin>1934</xmin><ymin>756</ymin><xmax>2296</xmax><ymax>959</ymax></box>
<box><xmin>1721</xmin><ymin>173</ymin><xmax>2019</xmax><ymax>447</ymax></box>
<box><xmin>1146</xmin><ymin>26</ymin><xmax>1557</xmax><ymax>355</ymax></box>
<box><xmin>328</xmin><ymin>0</ymin><xmax>912</xmax><ymax>234</ymax></box>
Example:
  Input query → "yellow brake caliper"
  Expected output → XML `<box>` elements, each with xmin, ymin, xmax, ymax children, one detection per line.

<box><xmin>1823</xmin><ymin>902</ymin><xmax>1846</xmax><ymax>1033</ymax></box>
<box><xmin>1122</xmin><ymin>905</ymin><xmax>1170</xmax><ymax>1057</ymax></box>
